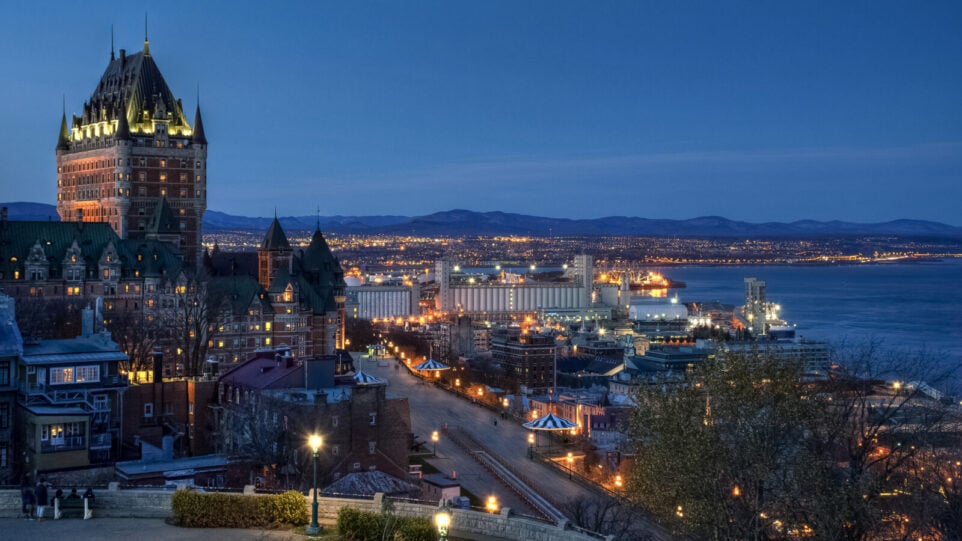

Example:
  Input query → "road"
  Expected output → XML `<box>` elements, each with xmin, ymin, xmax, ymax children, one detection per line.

<box><xmin>361</xmin><ymin>355</ymin><xmax>673</xmax><ymax>540</ymax></box>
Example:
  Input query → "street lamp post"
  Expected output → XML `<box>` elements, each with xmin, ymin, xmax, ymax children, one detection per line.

<box><xmin>527</xmin><ymin>433</ymin><xmax>535</xmax><ymax>459</ymax></box>
<box><xmin>306</xmin><ymin>434</ymin><xmax>323</xmax><ymax>535</ymax></box>
<box><xmin>434</xmin><ymin>508</ymin><xmax>451</xmax><ymax>541</ymax></box>
<box><xmin>431</xmin><ymin>430</ymin><xmax>439</xmax><ymax>457</ymax></box>
<box><xmin>567</xmin><ymin>452</ymin><xmax>574</xmax><ymax>480</ymax></box>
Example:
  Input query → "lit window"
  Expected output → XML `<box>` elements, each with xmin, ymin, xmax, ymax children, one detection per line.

<box><xmin>50</xmin><ymin>367</ymin><xmax>74</xmax><ymax>385</ymax></box>
<box><xmin>75</xmin><ymin>365</ymin><xmax>100</xmax><ymax>383</ymax></box>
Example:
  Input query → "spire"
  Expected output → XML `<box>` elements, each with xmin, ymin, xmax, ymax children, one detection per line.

<box><xmin>110</xmin><ymin>24</ymin><xmax>115</xmax><ymax>61</ymax></box>
<box><xmin>57</xmin><ymin>99</ymin><xmax>70</xmax><ymax>150</ymax></box>
<box><xmin>192</xmin><ymin>104</ymin><xmax>207</xmax><ymax>144</ymax></box>
<box><xmin>143</xmin><ymin>13</ymin><xmax>151</xmax><ymax>56</ymax></box>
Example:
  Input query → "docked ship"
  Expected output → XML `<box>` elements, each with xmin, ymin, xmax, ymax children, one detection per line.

<box><xmin>597</xmin><ymin>270</ymin><xmax>686</xmax><ymax>291</ymax></box>
<box><xmin>629</xmin><ymin>271</ymin><xmax>686</xmax><ymax>291</ymax></box>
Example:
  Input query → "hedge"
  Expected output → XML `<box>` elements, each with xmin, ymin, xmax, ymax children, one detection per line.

<box><xmin>172</xmin><ymin>490</ymin><xmax>309</xmax><ymax>528</ymax></box>
<box><xmin>336</xmin><ymin>507</ymin><xmax>437</xmax><ymax>541</ymax></box>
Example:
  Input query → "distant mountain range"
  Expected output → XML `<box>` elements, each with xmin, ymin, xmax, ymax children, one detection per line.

<box><xmin>3</xmin><ymin>202</ymin><xmax>961</xmax><ymax>238</ymax></box>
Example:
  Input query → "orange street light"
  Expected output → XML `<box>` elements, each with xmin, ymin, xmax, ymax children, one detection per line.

<box><xmin>486</xmin><ymin>496</ymin><xmax>499</xmax><ymax>514</ymax></box>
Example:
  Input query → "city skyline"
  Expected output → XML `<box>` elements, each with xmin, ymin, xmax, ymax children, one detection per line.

<box><xmin>1</xmin><ymin>2</ymin><xmax>960</xmax><ymax>224</ymax></box>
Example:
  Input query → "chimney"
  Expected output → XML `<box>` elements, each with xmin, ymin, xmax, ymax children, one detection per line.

<box><xmin>81</xmin><ymin>306</ymin><xmax>94</xmax><ymax>338</ymax></box>
<box><xmin>152</xmin><ymin>347</ymin><xmax>164</xmax><ymax>382</ymax></box>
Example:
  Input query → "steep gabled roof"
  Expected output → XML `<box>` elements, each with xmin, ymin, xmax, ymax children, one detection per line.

<box><xmin>85</xmin><ymin>50</ymin><xmax>190</xmax><ymax>134</ymax></box>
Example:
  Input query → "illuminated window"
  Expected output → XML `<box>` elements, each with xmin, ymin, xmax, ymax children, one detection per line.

<box><xmin>159</xmin><ymin>174</ymin><xmax>166</xmax><ymax>182</ymax></box>
<box><xmin>75</xmin><ymin>365</ymin><xmax>100</xmax><ymax>383</ymax></box>
<box><xmin>51</xmin><ymin>367</ymin><xmax>74</xmax><ymax>385</ymax></box>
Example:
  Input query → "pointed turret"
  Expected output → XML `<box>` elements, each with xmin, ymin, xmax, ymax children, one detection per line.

<box><xmin>115</xmin><ymin>105</ymin><xmax>130</xmax><ymax>140</ymax></box>
<box><xmin>192</xmin><ymin>104</ymin><xmax>207</xmax><ymax>145</ymax></box>
<box><xmin>258</xmin><ymin>217</ymin><xmax>292</xmax><ymax>290</ymax></box>
<box><xmin>57</xmin><ymin>111</ymin><xmax>71</xmax><ymax>150</ymax></box>
<box><xmin>261</xmin><ymin>217</ymin><xmax>291</xmax><ymax>251</ymax></box>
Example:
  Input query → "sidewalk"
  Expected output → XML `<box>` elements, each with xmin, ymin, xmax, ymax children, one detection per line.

<box><xmin>0</xmin><ymin>518</ymin><xmax>305</xmax><ymax>541</ymax></box>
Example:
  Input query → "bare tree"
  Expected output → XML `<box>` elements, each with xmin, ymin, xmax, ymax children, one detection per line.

<box><xmin>220</xmin><ymin>394</ymin><xmax>290</xmax><ymax>486</ymax></box>
<box><xmin>15</xmin><ymin>296</ymin><xmax>83</xmax><ymax>339</ymax></box>
<box><xmin>562</xmin><ymin>495</ymin><xmax>644</xmax><ymax>540</ymax></box>
<box><xmin>162</xmin><ymin>270</ymin><xmax>228</xmax><ymax>376</ymax></box>
<box><xmin>106</xmin><ymin>307</ymin><xmax>160</xmax><ymax>373</ymax></box>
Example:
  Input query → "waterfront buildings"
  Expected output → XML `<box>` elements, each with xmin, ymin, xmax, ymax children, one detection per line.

<box><xmin>490</xmin><ymin>326</ymin><xmax>561</xmax><ymax>389</ymax></box>
<box><xmin>434</xmin><ymin>255</ymin><xmax>605</xmax><ymax>321</ymax></box>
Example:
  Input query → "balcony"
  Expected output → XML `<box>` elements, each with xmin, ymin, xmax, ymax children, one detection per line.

<box><xmin>41</xmin><ymin>435</ymin><xmax>85</xmax><ymax>454</ymax></box>
<box><xmin>88</xmin><ymin>432</ymin><xmax>112</xmax><ymax>450</ymax></box>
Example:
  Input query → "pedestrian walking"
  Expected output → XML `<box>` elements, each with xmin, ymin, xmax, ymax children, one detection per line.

<box><xmin>35</xmin><ymin>480</ymin><xmax>48</xmax><ymax>520</ymax></box>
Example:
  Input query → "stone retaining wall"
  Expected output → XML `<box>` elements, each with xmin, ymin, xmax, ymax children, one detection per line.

<box><xmin>0</xmin><ymin>489</ymin><xmax>608</xmax><ymax>541</ymax></box>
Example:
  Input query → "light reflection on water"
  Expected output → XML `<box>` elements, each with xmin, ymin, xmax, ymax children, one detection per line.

<box><xmin>655</xmin><ymin>260</ymin><xmax>962</xmax><ymax>364</ymax></box>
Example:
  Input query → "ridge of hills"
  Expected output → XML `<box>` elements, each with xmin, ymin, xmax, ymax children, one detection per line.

<box><xmin>3</xmin><ymin>202</ymin><xmax>960</xmax><ymax>238</ymax></box>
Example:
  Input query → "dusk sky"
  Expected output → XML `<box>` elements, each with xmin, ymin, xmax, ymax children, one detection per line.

<box><xmin>1</xmin><ymin>1</ymin><xmax>960</xmax><ymax>224</ymax></box>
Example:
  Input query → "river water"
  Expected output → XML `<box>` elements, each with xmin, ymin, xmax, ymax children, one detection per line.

<box><xmin>656</xmin><ymin>260</ymin><xmax>962</xmax><ymax>366</ymax></box>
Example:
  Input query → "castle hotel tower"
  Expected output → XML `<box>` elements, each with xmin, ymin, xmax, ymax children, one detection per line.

<box><xmin>56</xmin><ymin>33</ymin><xmax>207</xmax><ymax>266</ymax></box>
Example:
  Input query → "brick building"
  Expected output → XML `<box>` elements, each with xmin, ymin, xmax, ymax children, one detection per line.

<box><xmin>55</xmin><ymin>35</ymin><xmax>207</xmax><ymax>267</ymax></box>
<box><xmin>215</xmin><ymin>348</ymin><xmax>411</xmax><ymax>488</ymax></box>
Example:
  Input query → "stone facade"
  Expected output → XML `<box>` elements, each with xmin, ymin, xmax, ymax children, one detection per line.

<box><xmin>0</xmin><ymin>488</ymin><xmax>613</xmax><ymax>540</ymax></box>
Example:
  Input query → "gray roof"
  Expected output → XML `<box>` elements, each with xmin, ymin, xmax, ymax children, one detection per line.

<box><xmin>321</xmin><ymin>471</ymin><xmax>415</xmax><ymax>497</ymax></box>
<box><xmin>115</xmin><ymin>454</ymin><xmax>229</xmax><ymax>477</ymax></box>
<box><xmin>21</xmin><ymin>333</ymin><xmax>126</xmax><ymax>365</ymax></box>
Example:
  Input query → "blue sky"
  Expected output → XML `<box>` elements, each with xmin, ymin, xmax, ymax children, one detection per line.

<box><xmin>1</xmin><ymin>1</ymin><xmax>960</xmax><ymax>223</ymax></box>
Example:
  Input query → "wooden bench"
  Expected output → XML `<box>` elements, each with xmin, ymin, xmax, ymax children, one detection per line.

<box><xmin>54</xmin><ymin>497</ymin><xmax>92</xmax><ymax>519</ymax></box>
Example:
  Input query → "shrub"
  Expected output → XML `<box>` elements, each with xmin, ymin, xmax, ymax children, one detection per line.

<box><xmin>172</xmin><ymin>490</ymin><xmax>309</xmax><ymax>528</ymax></box>
<box><xmin>395</xmin><ymin>516</ymin><xmax>437</xmax><ymax>541</ymax></box>
<box><xmin>336</xmin><ymin>507</ymin><xmax>437</xmax><ymax>541</ymax></box>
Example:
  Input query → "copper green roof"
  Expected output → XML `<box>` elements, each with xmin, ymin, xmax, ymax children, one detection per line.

<box><xmin>0</xmin><ymin>221</ymin><xmax>181</xmax><ymax>281</ymax></box>
<box><xmin>209</xmin><ymin>275</ymin><xmax>270</xmax><ymax>314</ymax></box>
<box><xmin>146</xmin><ymin>197</ymin><xmax>179</xmax><ymax>235</ymax></box>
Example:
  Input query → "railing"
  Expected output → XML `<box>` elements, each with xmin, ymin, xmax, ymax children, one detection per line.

<box><xmin>41</xmin><ymin>436</ymin><xmax>85</xmax><ymax>453</ymax></box>
<box><xmin>444</xmin><ymin>427</ymin><xmax>561</xmax><ymax>524</ymax></box>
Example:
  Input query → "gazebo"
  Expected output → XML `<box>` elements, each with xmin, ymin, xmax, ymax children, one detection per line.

<box><xmin>413</xmin><ymin>358</ymin><xmax>450</xmax><ymax>371</ymax></box>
